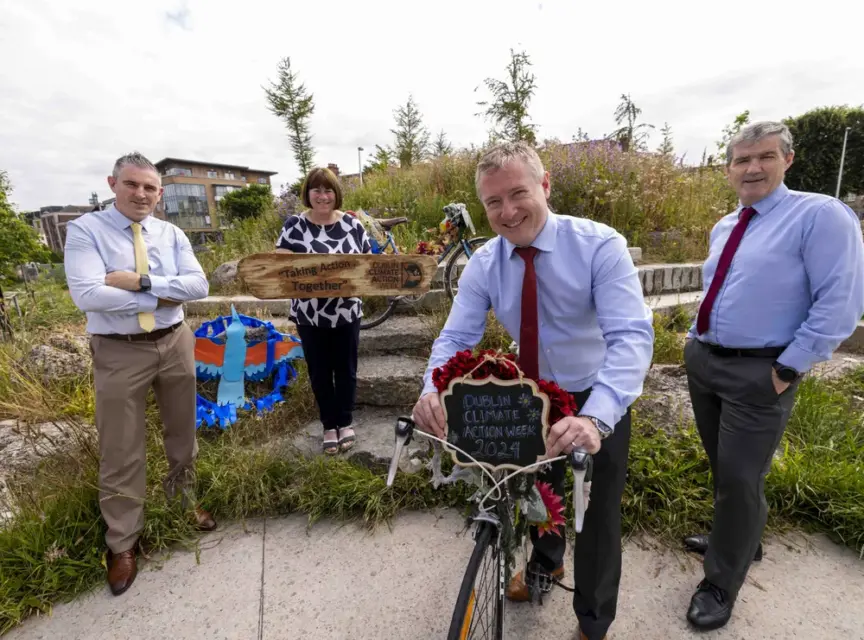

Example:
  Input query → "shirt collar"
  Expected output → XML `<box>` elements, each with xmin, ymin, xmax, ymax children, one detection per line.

<box><xmin>739</xmin><ymin>182</ymin><xmax>789</xmax><ymax>218</ymax></box>
<box><xmin>504</xmin><ymin>208</ymin><xmax>558</xmax><ymax>258</ymax></box>
<box><xmin>106</xmin><ymin>204</ymin><xmax>153</xmax><ymax>231</ymax></box>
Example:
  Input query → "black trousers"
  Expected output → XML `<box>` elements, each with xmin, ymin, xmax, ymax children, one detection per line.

<box><xmin>684</xmin><ymin>339</ymin><xmax>799</xmax><ymax>599</ymax></box>
<box><xmin>529</xmin><ymin>388</ymin><xmax>632</xmax><ymax>640</ymax></box>
<box><xmin>296</xmin><ymin>319</ymin><xmax>361</xmax><ymax>432</ymax></box>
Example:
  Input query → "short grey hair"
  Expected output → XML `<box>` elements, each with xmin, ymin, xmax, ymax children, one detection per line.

<box><xmin>112</xmin><ymin>151</ymin><xmax>159</xmax><ymax>179</ymax></box>
<box><xmin>726</xmin><ymin>121</ymin><xmax>794</xmax><ymax>165</ymax></box>
<box><xmin>475</xmin><ymin>141</ymin><xmax>545</xmax><ymax>195</ymax></box>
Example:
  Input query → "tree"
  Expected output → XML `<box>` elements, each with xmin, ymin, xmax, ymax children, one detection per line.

<box><xmin>432</xmin><ymin>130</ymin><xmax>454</xmax><ymax>157</ymax></box>
<box><xmin>217</xmin><ymin>184</ymin><xmax>274</xmax><ymax>222</ymax></box>
<box><xmin>610</xmin><ymin>93</ymin><xmax>654</xmax><ymax>152</ymax></box>
<box><xmin>364</xmin><ymin>145</ymin><xmax>394</xmax><ymax>174</ymax></box>
<box><xmin>388</xmin><ymin>95</ymin><xmax>430</xmax><ymax>168</ymax></box>
<box><xmin>476</xmin><ymin>48</ymin><xmax>538</xmax><ymax>144</ymax></box>
<box><xmin>264</xmin><ymin>56</ymin><xmax>316</xmax><ymax>176</ymax></box>
<box><xmin>0</xmin><ymin>172</ymin><xmax>51</xmax><ymax>277</ymax></box>
<box><xmin>714</xmin><ymin>110</ymin><xmax>751</xmax><ymax>164</ymax></box>
<box><xmin>783</xmin><ymin>105</ymin><xmax>864</xmax><ymax>197</ymax></box>
<box><xmin>657</xmin><ymin>122</ymin><xmax>675</xmax><ymax>156</ymax></box>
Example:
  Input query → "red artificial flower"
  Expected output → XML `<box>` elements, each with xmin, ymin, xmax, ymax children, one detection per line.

<box><xmin>431</xmin><ymin>349</ymin><xmax>579</xmax><ymax>422</ymax></box>
<box><xmin>532</xmin><ymin>481</ymin><xmax>566</xmax><ymax>537</ymax></box>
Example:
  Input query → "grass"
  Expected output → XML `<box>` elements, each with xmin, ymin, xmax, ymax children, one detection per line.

<box><xmin>2</xmin><ymin>288</ymin><xmax>863</xmax><ymax>632</ymax></box>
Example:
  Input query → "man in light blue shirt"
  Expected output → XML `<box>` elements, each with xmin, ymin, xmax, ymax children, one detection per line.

<box><xmin>64</xmin><ymin>152</ymin><xmax>216</xmax><ymax>598</ymax></box>
<box><xmin>412</xmin><ymin>142</ymin><xmax>654</xmax><ymax>640</ymax></box>
<box><xmin>682</xmin><ymin>122</ymin><xmax>864</xmax><ymax>631</ymax></box>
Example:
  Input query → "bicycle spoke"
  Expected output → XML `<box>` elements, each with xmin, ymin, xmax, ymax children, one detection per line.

<box><xmin>466</xmin><ymin>537</ymin><xmax>499</xmax><ymax>639</ymax></box>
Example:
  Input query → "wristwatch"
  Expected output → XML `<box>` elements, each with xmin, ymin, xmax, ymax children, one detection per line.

<box><xmin>138</xmin><ymin>274</ymin><xmax>151</xmax><ymax>293</ymax></box>
<box><xmin>772</xmin><ymin>362</ymin><xmax>800</xmax><ymax>383</ymax></box>
<box><xmin>578</xmin><ymin>414</ymin><xmax>613</xmax><ymax>440</ymax></box>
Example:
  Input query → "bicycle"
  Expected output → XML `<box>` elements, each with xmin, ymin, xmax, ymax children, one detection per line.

<box><xmin>386</xmin><ymin>415</ymin><xmax>594</xmax><ymax>640</ymax></box>
<box><xmin>350</xmin><ymin>203</ymin><xmax>491</xmax><ymax>330</ymax></box>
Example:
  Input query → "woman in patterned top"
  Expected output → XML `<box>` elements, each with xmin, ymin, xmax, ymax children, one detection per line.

<box><xmin>276</xmin><ymin>167</ymin><xmax>372</xmax><ymax>454</ymax></box>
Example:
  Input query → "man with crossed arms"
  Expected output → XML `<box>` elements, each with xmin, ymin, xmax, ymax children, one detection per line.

<box><xmin>65</xmin><ymin>152</ymin><xmax>216</xmax><ymax>597</ymax></box>
<box><xmin>412</xmin><ymin>141</ymin><xmax>654</xmax><ymax>640</ymax></box>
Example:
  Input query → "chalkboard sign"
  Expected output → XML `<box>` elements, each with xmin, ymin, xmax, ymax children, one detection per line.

<box><xmin>440</xmin><ymin>376</ymin><xmax>551</xmax><ymax>472</ymax></box>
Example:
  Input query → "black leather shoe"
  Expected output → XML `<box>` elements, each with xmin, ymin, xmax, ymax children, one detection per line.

<box><xmin>683</xmin><ymin>534</ymin><xmax>763</xmax><ymax>561</ymax></box>
<box><xmin>687</xmin><ymin>579</ymin><xmax>733</xmax><ymax>630</ymax></box>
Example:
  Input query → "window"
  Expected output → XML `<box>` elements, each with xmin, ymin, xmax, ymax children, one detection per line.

<box><xmin>207</xmin><ymin>170</ymin><xmax>218</xmax><ymax>178</ymax></box>
<box><xmin>257</xmin><ymin>177</ymin><xmax>268</xmax><ymax>184</ymax></box>
<box><xmin>224</xmin><ymin>172</ymin><xmax>236</xmax><ymax>179</ymax></box>
<box><xmin>165</xmin><ymin>167</ymin><xmax>192</xmax><ymax>177</ymax></box>
<box><xmin>162</xmin><ymin>183</ymin><xmax>210</xmax><ymax>228</ymax></box>
<box><xmin>241</xmin><ymin>175</ymin><xmax>247</xmax><ymax>182</ymax></box>
<box><xmin>214</xmin><ymin>184</ymin><xmax>243</xmax><ymax>201</ymax></box>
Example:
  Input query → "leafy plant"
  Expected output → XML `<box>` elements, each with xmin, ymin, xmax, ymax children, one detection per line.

<box><xmin>476</xmin><ymin>48</ymin><xmax>538</xmax><ymax>145</ymax></box>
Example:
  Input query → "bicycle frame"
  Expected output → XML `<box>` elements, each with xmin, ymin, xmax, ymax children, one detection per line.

<box><xmin>373</xmin><ymin>228</ymin><xmax>478</xmax><ymax>265</ymax></box>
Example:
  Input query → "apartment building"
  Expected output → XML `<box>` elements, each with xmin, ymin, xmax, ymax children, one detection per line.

<box><xmin>153</xmin><ymin>158</ymin><xmax>278</xmax><ymax>233</ymax></box>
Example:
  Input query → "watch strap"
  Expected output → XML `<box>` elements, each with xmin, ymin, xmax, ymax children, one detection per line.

<box><xmin>578</xmin><ymin>414</ymin><xmax>613</xmax><ymax>439</ymax></box>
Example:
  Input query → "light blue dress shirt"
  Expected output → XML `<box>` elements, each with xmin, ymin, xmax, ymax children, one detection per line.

<box><xmin>64</xmin><ymin>206</ymin><xmax>209</xmax><ymax>335</ymax></box>
<box><xmin>421</xmin><ymin>210</ymin><xmax>655</xmax><ymax>430</ymax></box>
<box><xmin>687</xmin><ymin>183</ymin><xmax>864</xmax><ymax>373</ymax></box>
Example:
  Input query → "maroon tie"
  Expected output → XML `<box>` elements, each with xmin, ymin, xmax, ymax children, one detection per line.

<box><xmin>696</xmin><ymin>206</ymin><xmax>757</xmax><ymax>335</ymax></box>
<box><xmin>515</xmin><ymin>246</ymin><xmax>540</xmax><ymax>380</ymax></box>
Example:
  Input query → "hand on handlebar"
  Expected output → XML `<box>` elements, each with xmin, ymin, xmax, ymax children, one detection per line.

<box><xmin>546</xmin><ymin>416</ymin><xmax>601</xmax><ymax>457</ymax></box>
<box><xmin>412</xmin><ymin>392</ymin><xmax>446</xmax><ymax>439</ymax></box>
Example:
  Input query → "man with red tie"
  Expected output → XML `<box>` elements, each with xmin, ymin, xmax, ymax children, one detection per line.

<box><xmin>683</xmin><ymin>121</ymin><xmax>864</xmax><ymax>630</ymax></box>
<box><xmin>412</xmin><ymin>141</ymin><xmax>654</xmax><ymax>640</ymax></box>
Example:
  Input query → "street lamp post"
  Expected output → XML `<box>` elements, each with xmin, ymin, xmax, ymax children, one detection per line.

<box><xmin>358</xmin><ymin>147</ymin><xmax>364</xmax><ymax>186</ymax></box>
<box><xmin>836</xmin><ymin>126</ymin><xmax>851</xmax><ymax>199</ymax></box>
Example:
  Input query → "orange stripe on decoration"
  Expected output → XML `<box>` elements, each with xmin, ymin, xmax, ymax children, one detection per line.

<box><xmin>195</xmin><ymin>338</ymin><xmax>225</xmax><ymax>366</ymax></box>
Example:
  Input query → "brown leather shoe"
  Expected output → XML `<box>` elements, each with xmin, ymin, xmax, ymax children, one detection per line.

<box><xmin>107</xmin><ymin>549</ymin><xmax>137</xmax><ymax>596</ymax></box>
<box><xmin>194</xmin><ymin>507</ymin><xmax>217</xmax><ymax>532</ymax></box>
<box><xmin>506</xmin><ymin>565</ymin><xmax>565</xmax><ymax>602</ymax></box>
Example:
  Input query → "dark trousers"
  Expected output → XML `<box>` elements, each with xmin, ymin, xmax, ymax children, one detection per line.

<box><xmin>530</xmin><ymin>388</ymin><xmax>632</xmax><ymax>640</ymax></box>
<box><xmin>684</xmin><ymin>339</ymin><xmax>799</xmax><ymax>599</ymax></box>
<box><xmin>296</xmin><ymin>319</ymin><xmax>361</xmax><ymax>432</ymax></box>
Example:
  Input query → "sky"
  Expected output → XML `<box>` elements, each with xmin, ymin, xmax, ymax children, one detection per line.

<box><xmin>1</xmin><ymin>0</ymin><xmax>862</xmax><ymax>211</ymax></box>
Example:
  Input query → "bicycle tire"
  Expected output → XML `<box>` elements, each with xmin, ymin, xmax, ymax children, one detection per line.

<box><xmin>444</xmin><ymin>237</ymin><xmax>491</xmax><ymax>299</ymax></box>
<box><xmin>359</xmin><ymin>297</ymin><xmax>399</xmax><ymax>330</ymax></box>
<box><xmin>446</xmin><ymin>520</ymin><xmax>504</xmax><ymax>640</ymax></box>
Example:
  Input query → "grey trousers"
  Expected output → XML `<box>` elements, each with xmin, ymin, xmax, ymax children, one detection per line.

<box><xmin>683</xmin><ymin>339</ymin><xmax>799</xmax><ymax>598</ymax></box>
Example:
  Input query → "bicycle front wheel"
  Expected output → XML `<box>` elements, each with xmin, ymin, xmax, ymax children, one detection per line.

<box><xmin>447</xmin><ymin>520</ymin><xmax>504</xmax><ymax>640</ymax></box>
<box><xmin>444</xmin><ymin>237</ymin><xmax>491</xmax><ymax>299</ymax></box>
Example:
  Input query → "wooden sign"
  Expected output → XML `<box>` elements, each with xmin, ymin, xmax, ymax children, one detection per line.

<box><xmin>440</xmin><ymin>376</ymin><xmax>551</xmax><ymax>472</ymax></box>
<box><xmin>237</xmin><ymin>252</ymin><xmax>439</xmax><ymax>300</ymax></box>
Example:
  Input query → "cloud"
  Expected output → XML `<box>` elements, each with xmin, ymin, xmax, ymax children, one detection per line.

<box><xmin>165</xmin><ymin>2</ymin><xmax>191</xmax><ymax>31</ymax></box>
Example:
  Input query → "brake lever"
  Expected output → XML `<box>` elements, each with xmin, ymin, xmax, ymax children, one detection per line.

<box><xmin>568</xmin><ymin>448</ymin><xmax>593</xmax><ymax>533</ymax></box>
<box><xmin>386</xmin><ymin>415</ymin><xmax>416</xmax><ymax>487</ymax></box>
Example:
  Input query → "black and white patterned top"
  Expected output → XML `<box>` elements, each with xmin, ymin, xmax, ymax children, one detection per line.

<box><xmin>276</xmin><ymin>212</ymin><xmax>373</xmax><ymax>328</ymax></box>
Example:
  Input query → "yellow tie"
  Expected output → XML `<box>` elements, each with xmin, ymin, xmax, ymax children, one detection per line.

<box><xmin>131</xmin><ymin>222</ymin><xmax>156</xmax><ymax>333</ymax></box>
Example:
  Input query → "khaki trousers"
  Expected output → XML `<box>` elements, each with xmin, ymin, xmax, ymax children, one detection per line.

<box><xmin>89</xmin><ymin>323</ymin><xmax>199</xmax><ymax>553</ymax></box>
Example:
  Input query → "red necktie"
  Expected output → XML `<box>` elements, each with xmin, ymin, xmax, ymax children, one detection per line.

<box><xmin>696</xmin><ymin>206</ymin><xmax>756</xmax><ymax>335</ymax></box>
<box><xmin>515</xmin><ymin>246</ymin><xmax>540</xmax><ymax>380</ymax></box>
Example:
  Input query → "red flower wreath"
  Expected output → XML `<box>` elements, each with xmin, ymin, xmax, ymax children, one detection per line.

<box><xmin>432</xmin><ymin>349</ymin><xmax>579</xmax><ymax>425</ymax></box>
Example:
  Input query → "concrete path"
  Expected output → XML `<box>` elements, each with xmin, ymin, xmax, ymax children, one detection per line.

<box><xmin>6</xmin><ymin>510</ymin><xmax>864</xmax><ymax>640</ymax></box>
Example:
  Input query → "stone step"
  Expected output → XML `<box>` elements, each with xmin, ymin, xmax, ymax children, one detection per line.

<box><xmin>358</xmin><ymin>316</ymin><xmax>432</xmax><ymax>356</ymax></box>
<box><xmin>291</xmin><ymin>406</ymin><xmax>429</xmax><ymax>473</ymax></box>
<box><xmin>356</xmin><ymin>355</ymin><xmax>428</xmax><ymax>406</ymax></box>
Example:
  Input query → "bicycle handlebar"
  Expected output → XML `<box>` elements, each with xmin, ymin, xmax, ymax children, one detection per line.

<box><xmin>386</xmin><ymin>416</ymin><xmax>593</xmax><ymax>533</ymax></box>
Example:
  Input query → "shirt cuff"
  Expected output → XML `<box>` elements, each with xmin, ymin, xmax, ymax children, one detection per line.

<box><xmin>777</xmin><ymin>343</ymin><xmax>817</xmax><ymax>374</ymax></box>
<box><xmin>420</xmin><ymin>379</ymin><xmax>438</xmax><ymax>397</ymax></box>
<box><xmin>137</xmin><ymin>293</ymin><xmax>159</xmax><ymax>313</ymax></box>
<box><xmin>147</xmin><ymin>274</ymin><xmax>171</xmax><ymax>299</ymax></box>
<box><xmin>577</xmin><ymin>387</ymin><xmax>620</xmax><ymax>432</ymax></box>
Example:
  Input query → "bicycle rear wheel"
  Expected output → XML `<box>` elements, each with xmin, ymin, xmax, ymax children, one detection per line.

<box><xmin>359</xmin><ymin>296</ymin><xmax>399</xmax><ymax>330</ymax></box>
<box><xmin>447</xmin><ymin>520</ymin><xmax>504</xmax><ymax>640</ymax></box>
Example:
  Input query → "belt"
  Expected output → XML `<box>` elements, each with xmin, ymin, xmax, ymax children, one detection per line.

<box><xmin>701</xmin><ymin>342</ymin><xmax>786</xmax><ymax>358</ymax></box>
<box><xmin>97</xmin><ymin>321</ymin><xmax>183</xmax><ymax>342</ymax></box>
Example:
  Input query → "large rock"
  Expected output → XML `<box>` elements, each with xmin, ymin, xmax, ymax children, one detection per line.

<box><xmin>356</xmin><ymin>355</ymin><xmax>427</xmax><ymax>406</ymax></box>
<box><xmin>211</xmin><ymin>260</ymin><xmax>240</xmax><ymax>288</ymax></box>
<box><xmin>26</xmin><ymin>344</ymin><xmax>90</xmax><ymax>382</ymax></box>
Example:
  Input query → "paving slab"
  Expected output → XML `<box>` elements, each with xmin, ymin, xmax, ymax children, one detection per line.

<box><xmin>5</xmin><ymin>511</ymin><xmax>864</xmax><ymax>639</ymax></box>
<box><xmin>5</xmin><ymin>521</ymin><xmax>264</xmax><ymax>640</ymax></box>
